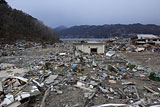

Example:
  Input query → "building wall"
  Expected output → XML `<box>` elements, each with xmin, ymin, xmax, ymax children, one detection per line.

<box><xmin>136</xmin><ymin>38</ymin><xmax>160</xmax><ymax>45</ymax></box>
<box><xmin>75</xmin><ymin>44</ymin><xmax>105</xmax><ymax>54</ymax></box>
<box><xmin>136</xmin><ymin>34</ymin><xmax>160</xmax><ymax>45</ymax></box>
<box><xmin>155</xmin><ymin>40</ymin><xmax>160</xmax><ymax>44</ymax></box>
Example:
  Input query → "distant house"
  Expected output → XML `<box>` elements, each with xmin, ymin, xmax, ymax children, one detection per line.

<box><xmin>135</xmin><ymin>34</ymin><xmax>160</xmax><ymax>45</ymax></box>
<box><xmin>74</xmin><ymin>41</ymin><xmax>105</xmax><ymax>56</ymax></box>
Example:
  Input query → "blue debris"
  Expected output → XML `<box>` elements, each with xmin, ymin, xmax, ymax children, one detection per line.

<box><xmin>121</xmin><ymin>69</ymin><xmax>126</xmax><ymax>72</ymax></box>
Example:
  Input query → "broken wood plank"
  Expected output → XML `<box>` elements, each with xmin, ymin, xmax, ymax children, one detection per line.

<box><xmin>118</xmin><ymin>88</ymin><xmax>126</xmax><ymax>99</ymax></box>
<box><xmin>144</xmin><ymin>86</ymin><xmax>159</xmax><ymax>95</ymax></box>
<box><xmin>74</xmin><ymin>85</ymin><xmax>95</xmax><ymax>91</ymax></box>
<box><xmin>13</xmin><ymin>77</ymin><xmax>36</xmax><ymax>97</ymax></box>
<box><xmin>40</xmin><ymin>87</ymin><xmax>51</xmax><ymax>107</ymax></box>
<box><xmin>134</xmin><ymin>86</ymin><xmax>140</xmax><ymax>100</ymax></box>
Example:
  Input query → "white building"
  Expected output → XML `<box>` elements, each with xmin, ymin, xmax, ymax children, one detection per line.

<box><xmin>136</xmin><ymin>34</ymin><xmax>160</xmax><ymax>45</ymax></box>
<box><xmin>74</xmin><ymin>41</ymin><xmax>105</xmax><ymax>55</ymax></box>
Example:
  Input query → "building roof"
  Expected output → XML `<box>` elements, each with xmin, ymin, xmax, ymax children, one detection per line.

<box><xmin>137</xmin><ymin>34</ymin><xmax>159</xmax><ymax>39</ymax></box>
<box><xmin>74</xmin><ymin>41</ymin><xmax>106</xmax><ymax>45</ymax></box>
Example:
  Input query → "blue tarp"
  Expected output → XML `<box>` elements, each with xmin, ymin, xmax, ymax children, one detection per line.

<box><xmin>121</xmin><ymin>69</ymin><xmax>126</xmax><ymax>72</ymax></box>
<box><xmin>72</xmin><ymin>64</ymin><xmax>77</xmax><ymax>68</ymax></box>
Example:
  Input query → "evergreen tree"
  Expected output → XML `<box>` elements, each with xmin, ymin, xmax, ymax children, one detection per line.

<box><xmin>0</xmin><ymin>0</ymin><xmax>8</xmax><ymax>5</ymax></box>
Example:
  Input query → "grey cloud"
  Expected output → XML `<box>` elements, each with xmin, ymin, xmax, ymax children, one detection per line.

<box><xmin>7</xmin><ymin>0</ymin><xmax>160</xmax><ymax>27</ymax></box>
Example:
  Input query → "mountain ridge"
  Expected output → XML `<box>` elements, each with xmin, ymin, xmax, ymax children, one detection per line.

<box><xmin>56</xmin><ymin>23</ymin><xmax>160</xmax><ymax>38</ymax></box>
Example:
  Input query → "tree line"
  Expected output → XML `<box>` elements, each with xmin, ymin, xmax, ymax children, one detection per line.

<box><xmin>57</xmin><ymin>24</ymin><xmax>160</xmax><ymax>38</ymax></box>
<box><xmin>0</xmin><ymin>0</ymin><xmax>59</xmax><ymax>44</ymax></box>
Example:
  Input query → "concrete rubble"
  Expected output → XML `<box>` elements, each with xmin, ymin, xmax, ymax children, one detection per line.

<box><xmin>0</xmin><ymin>39</ymin><xmax>160</xmax><ymax>107</ymax></box>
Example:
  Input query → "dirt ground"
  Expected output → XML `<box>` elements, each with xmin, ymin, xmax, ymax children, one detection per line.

<box><xmin>1</xmin><ymin>42</ymin><xmax>160</xmax><ymax>107</ymax></box>
<box><xmin>122</xmin><ymin>52</ymin><xmax>160</xmax><ymax>73</ymax></box>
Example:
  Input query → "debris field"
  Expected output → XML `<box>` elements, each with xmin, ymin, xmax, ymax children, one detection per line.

<box><xmin>0</xmin><ymin>41</ymin><xmax>160</xmax><ymax>107</ymax></box>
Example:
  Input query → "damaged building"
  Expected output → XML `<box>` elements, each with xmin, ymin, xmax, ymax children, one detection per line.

<box><xmin>74</xmin><ymin>41</ymin><xmax>105</xmax><ymax>56</ymax></box>
<box><xmin>132</xmin><ymin>34</ymin><xmax>160</xmax><ymax>45</ymax></box>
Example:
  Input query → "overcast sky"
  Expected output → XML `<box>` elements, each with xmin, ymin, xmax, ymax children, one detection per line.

<box><xmin>7</xmin><ymin>0</ymin><xmax>160</xmax><ymax>28</ymax></box>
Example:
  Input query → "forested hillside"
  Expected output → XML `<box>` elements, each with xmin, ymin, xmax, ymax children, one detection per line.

<box><xmin>56</xmin><ymin>24</ymin><xmax>160</xmax><ymax>38</ymax></box>
<box><xmin>0</xmin><ymin>0</ymin><xmax>59</xmax><ymax>44</ymax></box>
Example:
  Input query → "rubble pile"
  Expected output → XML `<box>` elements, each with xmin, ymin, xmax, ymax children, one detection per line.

<box><xmin>0</xmin><ymin>41</ymin><xmax>160</xmax><ymax>107</ymax></box>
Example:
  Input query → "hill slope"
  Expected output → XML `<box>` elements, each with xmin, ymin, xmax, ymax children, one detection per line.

<box><xmin>0</xmin><ymin>0</ymin><xmax>59</xmax><ymax>44</ymax></box>
<box><xmin>57</xmin><ymin>24</ymin><xmax>160</xmax><ymax>38</ymax></box>
<box><xmin>54</xmin><ymin>25</ymin><xmax>67</xmax><ymax>32</ymax></box>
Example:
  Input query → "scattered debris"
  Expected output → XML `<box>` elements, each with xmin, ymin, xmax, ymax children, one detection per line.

<box><xmin>0</xmin><ymin>40</ymin><xmax>160</xmax><ymax>107</ymax></box>
<box><xmin>106</xmin><ymin>51</ymin><xmax>116</xmax><ymax>57</ymax></box>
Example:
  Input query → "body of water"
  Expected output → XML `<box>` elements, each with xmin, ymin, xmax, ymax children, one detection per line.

<box><xmin>60</xmin><ymin>38</ymin><xmax>109</xmax><ymax>41</ymax></box>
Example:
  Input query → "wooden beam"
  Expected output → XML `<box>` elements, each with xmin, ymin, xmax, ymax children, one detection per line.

<box><xmin>40</xmin><ymin>87</ymin><xmax>51</xmax><ymax>107</ymax></box>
